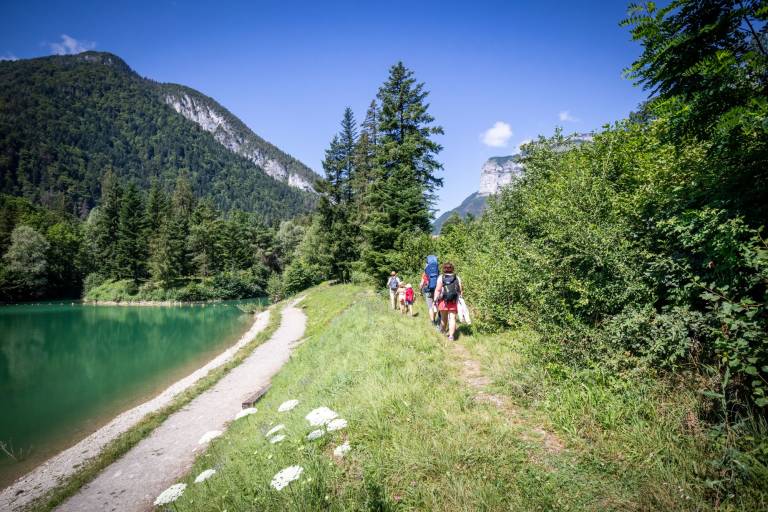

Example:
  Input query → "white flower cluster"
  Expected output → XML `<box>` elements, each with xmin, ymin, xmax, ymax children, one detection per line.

<box><xmin>234</xmin><ymin>407</ymin><xmax>257</xmax><ymax>420</ymax></box>
<box><xmin>278</xmin><ymin>399</ymin><xmax>300</xmax><ymax>412</ymax></box>
<box><xmin>154</xmin><ymin>483</ymin><xmax>187</xmax><ymax>505</ymax></box>
<box><xmin>194</xmin><ymin>468</ymin><xmax>216</xmax><ymax>483</ymax></box>
<box><xmin>270</xmin><ymin>465</ymin><xmax>304</xmax><ymax>490</ymax></box>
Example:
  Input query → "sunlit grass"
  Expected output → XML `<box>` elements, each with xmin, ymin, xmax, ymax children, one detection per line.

<box><xmin>174</xmin><ymin>283</ymin><xmax>732</xmax><ymax>511</ymax></box>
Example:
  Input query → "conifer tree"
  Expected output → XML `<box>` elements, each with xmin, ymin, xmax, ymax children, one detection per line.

<box><xmin>319</xmin><ymin>108</ymin><xmax>360</xmax><ymax>281</ymax></box>
<box><xmin>115</xmin><ymin>183</ymin><xmax>147</xmax><ymax>280</ymax></box>
<box><xmin>92</xmin><ymin>168</ymin><xmax>123</xmax><ymax>277</ymax></box>
<box><xmin>359</xmin><ymin>62</ymin><xmax>444</xmax><ymax>276</ymax></box>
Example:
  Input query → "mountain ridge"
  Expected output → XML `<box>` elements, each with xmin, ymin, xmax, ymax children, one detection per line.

<box><xmin>0</xmin><ymin>51</ymin><xmax>317</xmax><ymax>223</ymax></box>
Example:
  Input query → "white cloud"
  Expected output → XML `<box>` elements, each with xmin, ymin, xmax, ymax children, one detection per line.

<box><xmin>0</xmin><ymin>53</ymin><xmax>18</xmax><ymax>61</ymax></box>
<box><xmin>481</xmin><ymin>121</ymin><xmax>513</xmax><ymax>147</ymax></box>
<box><xmin>558</xmin><ymin>110</ymin><xmax>579</xmax><ymax>122</ymax></box>
<box><xmin>50</xmin><ymin>34</ymin><xmax>96</xmax><ymax>55</ymax></box>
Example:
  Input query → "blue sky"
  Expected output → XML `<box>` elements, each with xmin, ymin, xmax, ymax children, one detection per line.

<box><xmin>1</xmin><ymin>0</ymin><xmax>649</xmax><ymax>215</ymax></box>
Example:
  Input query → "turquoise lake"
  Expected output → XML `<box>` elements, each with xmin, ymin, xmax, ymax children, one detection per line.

<box><xmin>0</xmin><ymin>300</ymin><xmax>263</xmax><ymax>488</ymax></box>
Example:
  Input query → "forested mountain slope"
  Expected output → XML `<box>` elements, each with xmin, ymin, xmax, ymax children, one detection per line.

<box><xmin>0</xmin><ymin>52</ymin><xmax>316</xmax><ymax>223</ymax></box>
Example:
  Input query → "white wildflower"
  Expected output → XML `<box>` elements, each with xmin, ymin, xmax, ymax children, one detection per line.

<box><xmin>305</xmin><ymin>407</ymin><xmax>338</xmax><ymax>426</ymax></box>
<box><xmin>234</xmin><ymin>407</ymin><xmax>257</xmax><ymax>420</ymax></box>
<box><xmin>270</xmin><ymin>465</ymin><xmax>303</xmax><ymax>490</ymax></box>
<box><xmin>194</xmin><ymin>469</ymin><xmax>216</xmax><ymax>483</ymax></box>
<box><xmin>333</xmin><ymin>441</ymin><xmax>351</xmax><ymax>458</ymax></box>
<box><xmin>269</xmin><ymin>434</ymin><xmax>286</xmax><ymax>444</ymax></box>
<box><xmin>153</xmin><ymin>483</ymin><xmax>186</xmax><ymax>505</ymax></box>
<box><xmin>326</xmin><ymin>418</ymin><xmax>348</xmax><ymax>432</ymax></box>
<box><xmin>306</xmin><ymin>429</ymin><xmax>325</xmax><ymax>441</ymax></box>
<box><xmin>278</xmin><ymin>399</ymin><xmax>300</xmax><ymax>412</ymax></box>
<box><xmin>265</xmin><ymin>424</ymin><xmax>285</xmax><ymax>437</ymax></box>
<box><xmin>197</xmin><ymin>430</ymin><xmax>223</xmax><ymax>445</ymax></box>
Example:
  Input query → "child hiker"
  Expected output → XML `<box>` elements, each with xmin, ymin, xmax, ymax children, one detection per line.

<box><xmin>397</xmin><ymin>282</ymin><xmax>407</xmax><ymax>314</ymax></box>
<box><xmin>404</xmin><ymin>283</ymin><xmax>415</xmax><ymax>316</ymax></box>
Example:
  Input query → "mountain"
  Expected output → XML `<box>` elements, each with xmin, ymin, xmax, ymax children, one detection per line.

<box><xmin>433</xmin><ymin>134</ymin><xmax>593</xmax><ymax>233</ymax></box>
<box><xmin>0</xmin><ymin>52</ymin><xmax>319</xmax><ymax>223</ymax></box>
<box><xmin>161</xmin><ymin>84</ymin><xmax>316</xmax><ymax>191</ymax></box>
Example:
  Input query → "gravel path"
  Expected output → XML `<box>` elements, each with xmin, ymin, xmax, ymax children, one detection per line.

<box><xmin>55</xmin><ymin>300</ymin><xmax>306</xmax><ymax>511</ymax></box>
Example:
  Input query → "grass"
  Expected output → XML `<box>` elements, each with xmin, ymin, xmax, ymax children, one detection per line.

<box><xmin>170</xmin><ymin>283</ymin><xmax>746</xmax><ymax>511</ymax></box>
<box><xmin>25</xmin><ymin>305</ymin><xmax>283</xmax><ymax>512</ymax></box>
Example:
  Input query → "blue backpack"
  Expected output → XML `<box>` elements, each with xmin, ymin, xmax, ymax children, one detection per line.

<box><xmin>425</xmin><ymin>255</ymin><xmax>439</xmax><ymax>292</ymax></box>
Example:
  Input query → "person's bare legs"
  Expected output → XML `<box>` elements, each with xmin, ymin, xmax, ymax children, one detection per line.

<box><xmin>408</xmin><ymin>303</ymin><xmax>413</xmax><ymax>316</ymax></box>
<box><xmin>448</xmin><ymin>311</ymin><xmax>457</xmax><ymax>339</ymax></box>
<box><xmin>440</xmin><ymin>310</ymin><xmax>448</xmax><ymax>333</ymax></box>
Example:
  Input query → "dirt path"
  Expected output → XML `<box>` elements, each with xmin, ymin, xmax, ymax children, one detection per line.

<box><xmin>52</xmin><ymin>300</ymin><xmax>306</xmax><ymax>511</ymax></box>
<box><xmin>448</xmin><ymin>340</ymin><xmax>564</xmax><ymax>454</ymax></box>
<box><xmin>1</xmin><ymin>309</ymin><xmax>271</xmax><ymax>512</ymax></box>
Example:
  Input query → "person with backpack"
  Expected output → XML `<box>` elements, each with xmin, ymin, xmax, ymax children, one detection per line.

<box><xmin>421</xmin><ymin>255</ymin><xmax>440</xmax><ymax>326</ymax></box>
<box><xmin>434</xmin><ymin>262</ymin><xmax>463</xmax><ymax>341</ymax></box>
<box><xmin>386</xmin><ymin>271</ymin><xmax>401</xmax><ymax>310</ymax></box>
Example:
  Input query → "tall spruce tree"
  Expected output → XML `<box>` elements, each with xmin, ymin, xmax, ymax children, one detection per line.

<box><xmin>92</xmin><ymin>168</ymin><xmax>123</xmax><ymax>278</ymax></box>
<box><xmin>319</xmin><ymin>108</ymin><xmax>360</xmax><ymax>281</ymax></box>
<box><xmin>115</xmin><ymin>183</ymin><xmax>147</xmax><ymax>280</ymax></box>
<box><xmin>149</xmin><ymin>174</ymin><xmax>196</xmax><ymax>285</ymax></box>
<box><xmin>359</xmin><ymin>62</ymin><xmax>444</xmax><ymax>276</ymax></box>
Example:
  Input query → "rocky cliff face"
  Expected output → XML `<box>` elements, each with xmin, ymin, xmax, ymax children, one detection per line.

<box><xmin>478</xmin><ymin>155</ymin><xmax>524</xmax><ymax>196</ymax></box>
<box><xmin>163</xmin><ymin>89</ymin><xmax>317</xmax><ymax>192</ymax></box>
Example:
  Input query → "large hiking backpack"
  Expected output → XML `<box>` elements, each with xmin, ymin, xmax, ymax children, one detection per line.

<box><xmin>425</xmin><ymin>255</ymin><xmax>439</xmax><ymax>291</ymax></box>
<box><xmin>442</xmin><ymin>274</ymin><xmax>459</xmax><ymax>302</ymax></box>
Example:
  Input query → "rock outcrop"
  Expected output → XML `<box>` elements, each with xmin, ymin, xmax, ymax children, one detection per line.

<box><xmin>478</xmin><ymin>155</ymin><xmax>524</xmax><ymax>196</ymax></box>
<box><xmin>163</xmin><ymin>87</ymin><xmax>318</xmax><ymax>192</ymax></box>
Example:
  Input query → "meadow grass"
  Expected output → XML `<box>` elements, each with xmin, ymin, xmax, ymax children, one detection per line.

<box><xmin>172</xmin><ymin>283</ymin><xmax>742</xmax><ymax>511</ymax></box>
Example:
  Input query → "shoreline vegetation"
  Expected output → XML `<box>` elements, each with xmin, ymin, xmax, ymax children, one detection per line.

<box><xmin>2</xmin><ymin>304</ymin><xmax>283</xmax><ymax>512</ymax></box>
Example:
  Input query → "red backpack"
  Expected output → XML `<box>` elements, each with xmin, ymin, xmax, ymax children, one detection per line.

<box><xmin>405</xmin><ymin>288</ymin><xmax>414</xmax><ymax>302</ymax></box>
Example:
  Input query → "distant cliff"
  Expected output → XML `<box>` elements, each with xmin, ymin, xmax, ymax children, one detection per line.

<box><xmin>478</xmin><ymin>155</ymin><xmax>524</xmax><ymax>196</ymax></box>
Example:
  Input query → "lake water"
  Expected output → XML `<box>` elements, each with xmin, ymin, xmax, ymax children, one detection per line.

<box><xmin>0</xmin><ymin>300</ymin><xmax>264</xmax><ymax>488</ymax></box>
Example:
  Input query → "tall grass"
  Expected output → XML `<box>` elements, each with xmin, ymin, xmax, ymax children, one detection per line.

<box><xmin>171</xmin><ymin>283</ymin><xmax>754</xmax><ymax>511</ymax></box>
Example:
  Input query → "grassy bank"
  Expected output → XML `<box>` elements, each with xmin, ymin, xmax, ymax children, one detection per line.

<box><xmin>171</xmin><ymin>283</ymin><xmax>750</xmax><ymax>511</ymax></box>
<box><xmin>25</xmin><ymin>307</ymin><xmax>282</xmax><ymax>512</ymax></box>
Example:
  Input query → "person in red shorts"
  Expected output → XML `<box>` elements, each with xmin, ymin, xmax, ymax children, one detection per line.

<box><xmin>434</xmin><ymin>262</ymin><xmax>463</xmax><ymax>340</ymax></box>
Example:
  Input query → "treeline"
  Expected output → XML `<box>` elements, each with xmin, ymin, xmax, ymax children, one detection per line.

<box><xmin>393</xmin><ymin>0</ymin><xmax>766</xmax><ymax>502</ymax></box>
<box><xmin>0</xmin><ymin>171</ymin><xmax>312</xmax><ymax>302</ymax></box>
<box><xmin>268</xmin><ymin>61</ymin><xmax>444</xmax><ymax>298</ymax></box>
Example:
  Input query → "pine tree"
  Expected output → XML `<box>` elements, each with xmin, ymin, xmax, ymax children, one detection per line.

<box><xmin>359</xmin><ymin>62</ymin><xmax>444</xmax><ymax>276</ymax></box>
<box><xmin>188</xmin><ymin>199</ymin><xmax>222</xmax><ymax>277</ymax></box>
<box><xmin>115</xmin><ymin>183</ymin><xmax>147</xmax><ymax>280</ymax></box>
<box><xmin>92</xmin><ymin>168</ymin><xmax>123</xmax><ymax>278</ymax></box>
<box><xmin>145</xmin><ymin>178</ymin><xmax>168</xmax><ymax>234</ymax></box>
<box><xmin>149</xmin><ymin>174</ymin><xmax>196</xmax><ymax>285</ymax></box>
<box><xmin>319</xmin><ymin>109</ymin><xmax>360</xmax><ymax>281</ymax></box>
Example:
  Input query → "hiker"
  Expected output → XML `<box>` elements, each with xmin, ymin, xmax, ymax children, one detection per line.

<box><xmin>404</xmin><ymin>283</ymin><xmax>415</xmax><ymax>316</ymax></box>
<box><xmin>386</xmin><ymin>271</ymin><xmax>401</xmax><ymax>310</ymax></box>
<box><xmin>421</xmin><ymin>255</ymin><xmax>439</xmax><ymax>326</ymax></box>
<box><xmin>397</xmin><ymin>282</ymin><xmax>407</xmax><ymax>314</ymax></box>
<box><xmin>434</xmin><ymin>262</ymin><xmax>463</xmax><ymax>341</ymax></box>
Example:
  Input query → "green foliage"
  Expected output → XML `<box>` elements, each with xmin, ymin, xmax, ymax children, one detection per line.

<box><xmin>0</xmin><ymin>52</ymin><xmax>315</xmax><ymax>223</ymax></box>
<box><xmin>1</xmin><ymin>225</ymin><xmax>49</xmax><ymax>298</ymax></box>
